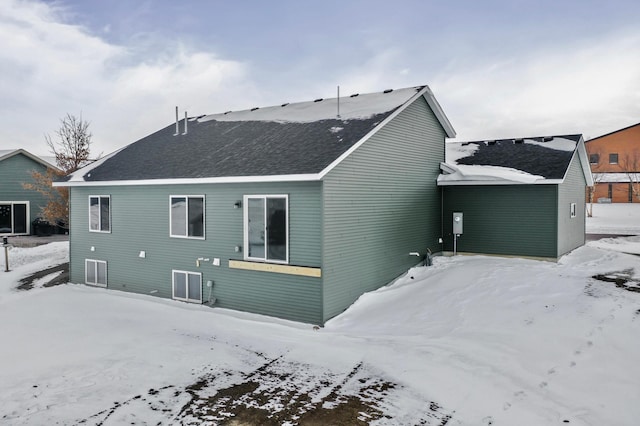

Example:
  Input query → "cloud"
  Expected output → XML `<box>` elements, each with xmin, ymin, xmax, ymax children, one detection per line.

<box><xmin>2</xmin><ymin>0</ymin><xmax>639</xmax><ymax>158</ymax></box>
<box><xmin>432</xmin><ymin>30</ymin><xmax>640</xmax><ymax>140</ymax></box>
<box><xmin>0</xmin><ymin>0</ymin><xmax>252</xmax><ymax>155</ymax></box>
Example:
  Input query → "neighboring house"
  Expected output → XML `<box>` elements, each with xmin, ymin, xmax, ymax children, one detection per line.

<box><xmin>0</xmin><ymin>149</ymin><xmax>59</xmax><ymax>235</ymax></box>
<box><xmin>585</xmin><ymin>122</ymin><xmax>640</xmax><ymax>203</ymax></box>
<box><xmin>55</xmin><ymin>86</ymin><xmax>456</xmax><ymax>324</ymax></box>
<box><xmin>438</xmin><ymin>135</ymin><xmax>593</xmax><ymax>259</ymax></box>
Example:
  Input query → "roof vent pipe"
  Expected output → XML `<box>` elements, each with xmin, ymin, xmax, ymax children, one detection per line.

<box><xmin>183</xmin><ymin>111</ymin><xmax>188</xmax><ymax>135</ymax></box>
<box><xmin>337</xmin><ymin>85</ymin><xmax>341</xmax><ymax>118</ymax></box>
<box><xmin>174</xmin><ymin>106</ymin><xmax>179</xmax><ymax>136</ymax></box>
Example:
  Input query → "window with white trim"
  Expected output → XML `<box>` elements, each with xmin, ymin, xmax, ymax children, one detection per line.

<box><xmin>89</xmin><ymin>196</ymin><xmax>110</xmax><ymax>232</ymax></box>
<box><xmin>170</xmin><ymin>196</ymin><xmax>204</xmax><ymax>238</ymax></box>
<box><xmin>0</xmin><ymin>202</ymin><xmax>29</xmax><ymax>235</ymax></box>
<box><xmin>244</xmin><ymin>195</ymin><xmax>288</xmax><ymax>263</ymax></box>
<box><xmin>172</xmin><ymin>270</ymin><xmax>202</xmax><ymax>303</ymax></box>
<box><xmin>570</xmin><ymin>203</ymin><xmax>577</xmax><ymax>218</ymax></box>
<box><xmin>85</xmin><ymin>259</ymin><xmax>107</xmax><ymax>287</ymax></box>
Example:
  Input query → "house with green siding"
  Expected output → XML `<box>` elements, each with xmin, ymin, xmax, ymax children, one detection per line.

<box><xmin>0</xmin><ymin>149</ymin><xmax>58</xmax><ymax>235</ymax></box>
<box><xmin>438</xmin><ymin>136</ymin><xmax>593</xmax><ymax>259</ymax></box>
<box><xmin>56</xmin><ymin>86</ymin><xmax>456</xmax><ymax>324</ymax></box>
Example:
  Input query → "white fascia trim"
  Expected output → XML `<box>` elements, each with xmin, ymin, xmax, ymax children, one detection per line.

<box><xmin>0</xmin><ymin>149</ymin><xmax>61</xmax><ymax>172</ymax></box>
<box><xmin>439</xmin><ymin>161</ymin><xmax>457</xmax><ymax>174</ymax></box>
<box><xmin>437</xmin><ymin>179</ymin><xmax>562</xmax><ymax>186</ymax></box>
<box><xmin>318</xmin><ymin>86</ymin><xmax>438</xmax><ymax>179</ymax></box>
<box><xmin>54</xmin><ymin>173</ymin><xmax>321</xmax><ymax>187</ymax></box>
<box><xmin>576</xmin><ymin>137</ymin><xmax>595</xmax><ymax>186</ymax></box>
<box><xmin>557</xmin><ymin>136</ymin><xmax>593</xmax><ymax>187</ymax></box>
<box><xmin>421</xmin><ymin>86</ymin><xmax>456</xmax><ymax>138</ymax></box>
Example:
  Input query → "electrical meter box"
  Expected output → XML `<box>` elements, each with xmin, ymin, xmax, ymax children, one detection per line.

<box><xmin>453</xmin><ymin>212</ymin><xmax>463</xmax><ymax>235</ymax></box>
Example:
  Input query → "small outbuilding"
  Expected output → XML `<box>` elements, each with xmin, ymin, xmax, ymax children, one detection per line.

<box><xmin>438</xmin><ymin>135</ymin><xmax>593</xmax><ymax>260</ymax></box>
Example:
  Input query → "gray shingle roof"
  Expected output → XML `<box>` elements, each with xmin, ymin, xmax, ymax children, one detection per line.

<box><xmin>68</xmin><ymin>86</ymin><xmax>449</xmax><ymax>183</ymax></box>
<box><xmin>440</xmin><ymin>135</ymin><xmax>584</xmax><ymax>185</ymax></box>
<box><xmin>83</xmin><ymin>113</ymin><xmax>394</xmax><ymax>181</ymax></box>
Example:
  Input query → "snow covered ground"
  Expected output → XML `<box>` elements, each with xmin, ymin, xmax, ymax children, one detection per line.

<box><xmin>0</xmin><ymin>205</ymin><xmax>639</xmax><ymax>425</ymax></box>
<box><xmin>586</xmin><ymin>202</ymin><xmax>640</xmax><ymax>235</ymax></box>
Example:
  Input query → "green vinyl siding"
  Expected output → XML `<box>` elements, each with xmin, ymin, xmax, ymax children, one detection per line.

<box><xmin>557</xmin><ymin>153</ymin><xmax>587</xmax><ymax>256</ymax></box>
<box><xmin>322</xmin><ymin>96</ymin><xmax>446</xmax><ymax>321</ymax></box>
<box><xmin>0</xmin><ymin>153</ymin><xmax>51</xmax><ymax>234</ymax></box>
<box><xmin>442</xmin><ymin>185</ymin><xmax>558</xmax><ymax>258</ymax></box>
<box><xmin>69</xmin><ymin>181</ymin><xmax>323</xmax><ymax>324</ymax></box>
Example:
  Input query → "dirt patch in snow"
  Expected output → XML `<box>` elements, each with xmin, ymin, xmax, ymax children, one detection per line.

<box><xmin>78</xmin><ymin>355</ymin><xmax>452</xmax><ymax>425</ymax></box>
<box><xmin>592</xmin><ymin>269</ymin><xmax>640</xmax><ymax>293</ymax></box>
<box><xmin>17</xmin><ymin>262</ymin><xmax>69</xmax><ymax>290</ymax></box>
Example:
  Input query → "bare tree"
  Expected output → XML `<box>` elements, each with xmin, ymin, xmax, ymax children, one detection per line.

<box><xmin>586</xmin><ymin>172</ymin><xmax>604</xmax><ymax>217</ymax></box>
<box><xmin>620</xmin><ymin>150</ymin><xmax>640</xmax><ymax>202</ymax></box>
<box><xmin>46</xmin><ymin>113</ymin><xmax>93</xmax><ymax>173</ymax></box>
<box><xmin>23</xmin><ymin>113</ymin><xmax>96</xmax><ymax>229</ymax></box>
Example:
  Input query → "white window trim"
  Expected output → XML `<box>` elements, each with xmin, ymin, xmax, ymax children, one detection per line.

<box><xmin>0</xmin><ymin>201</ymin><xmax>30</xmax><ymax>235</ymax></box>
<box><xmin>171</xmin><ymin>269</ymin><xmax>203</xmax><ymax>303</ymax></box>
<box><xmin>570</xmin><ymin>203</ymin><xmax>577</xmax><ymax>218</ymax></box>
<box><xmin>85</xmin><ymin>259</ymin><xmax>107</xmax><ymax>287</ymax></box>
<box><xmin>243</xmin><ymin>194</ymin><xmax>289</xmax><ymax>264</ymax></box>
<box><xmin>169</xmin><ymin>195</ymin><xmax>206</xmax><ymax>240</ymax></box>
<box><xmin>88</xmin><ymin>195</ymin><xmax>111</xmax><ymax>233</ymax></box>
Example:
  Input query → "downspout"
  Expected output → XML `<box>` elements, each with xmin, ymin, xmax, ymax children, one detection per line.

<box><xmin>440</xmin><ymin>185</ymin><xmax>444</xmax><ymax>253</ymax></box>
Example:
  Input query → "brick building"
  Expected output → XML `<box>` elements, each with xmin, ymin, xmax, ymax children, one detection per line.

<box><xmin>585</xmin><ymin>123</ymin><xmax>640</xmax><ymax>203</ymax></box>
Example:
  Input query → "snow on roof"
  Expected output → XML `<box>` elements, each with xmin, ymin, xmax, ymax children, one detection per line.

<box><xmin>199</xmin><ymin>87</ymin><xmax>423</xmax><ymax>124</ymax></box>
<box><xmin>58</xmin><ymin>85</ymin><xmax>456</xmax><ymax>185</ymax></box>
<box><xmin>439</xmin><ymin>135</ymin><xmax>582</xmax><ymax>186</ymax></box>
<box><xmin>438</xmin><ymin>164</ymin><xmax>546</xmax><ymax>185</ymax></box>
<box><xmin>61</xmin><ymin>148</ymin><xmax>124</xmax><ymax>183</ymax></box>
<box><xmin>594</xmin><ymin>172</ymin><xmax>637</xmax><ymax>183</ymax></box>
<box><xmin>523</xmin><ymin>137</ymin><xmax>577</xmax><ymax>152</ymax></box>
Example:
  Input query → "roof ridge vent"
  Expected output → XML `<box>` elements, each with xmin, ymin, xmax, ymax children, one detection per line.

<box><xmin>281</xmin><ymin>103</ymin><xmax>289</xmax><ymax>107</ymax></box>
<box><xmin>542</xmin><ymin>136</ymin><xmax>553</xmax><ymax>142</ymax></box>
<box><xmin>314</xmin><ymin>98</ymin><xmax>323</xmax><ymax>102</ymax></box>
<box><xmin>383</xmin><ymin>89</ymin><xmax>393</xmax><ymax>93</ymax></box>
<box><xmin>487</xmin><ymin>140</ymin><xmax>496</xmax><ymax>146</ymax></box>
<box><xmin>251</xmin><ymin>107</ymin><xmax>259</xmax><ymax>111</ymax></box>
<box><xmin>514</xmin><ymin>138</ymin><xmax>524</xmax><ymax>144</ymax></box>
<box><xmin>350</xmin><ymin>93</ymin><xmax>359</xmax><ymax>98</ymax></box>
<box><xmin>224</xmin><ymin>111</ymin><xmax>232</xmax><ymax>115</ymax></box>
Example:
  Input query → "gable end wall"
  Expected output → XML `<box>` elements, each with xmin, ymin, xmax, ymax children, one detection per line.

<box><xmin>321</xmin><ymin>96</ymin><xmax>446</xmax><ymax>322</ymax></box>
<box><xmin>557</xmin><ymin>153</ymin><xmax>587</xmax><ymax>256</ymax></box>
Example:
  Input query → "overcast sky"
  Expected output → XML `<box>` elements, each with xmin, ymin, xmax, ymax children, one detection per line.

<box><xmin>2</xmin><ymin>0</ymin><xmax>640</xmax><ymax>156</ymax></box>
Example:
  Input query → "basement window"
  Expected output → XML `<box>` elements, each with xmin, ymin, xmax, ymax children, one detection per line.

<box><xmin>170</xmin><ymin>195</ymin><xmax>205</xmax><ymax>239</ymax></box>
<box><xmin>89</xmin><ymin>196</ymin><xmax>110</xmax><ymax>232</ymax></box>
<box><xmin>244</xmin><ymin>194</ymin><xmax>288</xmax><ymax>263</ymax></box>
<box><xmin>172</xmin><ymin>270</ymin><xmax>202</xmax><ymax>303</ymax></box>
<box><xmin>570</xmin><ymin>203</ymin><xmax>577</xmax><ymax>218</ymax></box>
<box><xmin>85</xmin><ymin>259</ymin><xmax>107</xmax><ymax>287</ymax></box>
